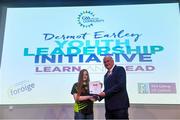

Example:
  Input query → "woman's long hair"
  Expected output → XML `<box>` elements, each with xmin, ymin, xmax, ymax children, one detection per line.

<box><xmin>76</xmin><ymin>69</ymin><xmax>90</xmax><ymax>100</ymax></box>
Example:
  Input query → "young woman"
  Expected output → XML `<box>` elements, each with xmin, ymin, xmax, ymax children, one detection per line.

<box><xmin>71</xmin><ymin>69</ymin><xmax>95</xmax><ymax>119</ymax></box>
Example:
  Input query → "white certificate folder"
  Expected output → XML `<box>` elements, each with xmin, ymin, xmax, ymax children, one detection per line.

<box><xmin>89</xmin><ymin>81</ymin><xmax>102</xmax><ymax>95</ymax></box>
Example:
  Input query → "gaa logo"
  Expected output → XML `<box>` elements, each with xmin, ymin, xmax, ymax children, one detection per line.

<box><xmin>77</xmin><ymin>11</ymin><xmax>104</xmax><ymax>28</ymax></box>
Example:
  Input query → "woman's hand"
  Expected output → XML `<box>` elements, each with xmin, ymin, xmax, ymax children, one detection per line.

<box><xmin>89</xmin><ymin>96</ymin><xmax>96</xmax><ymax>102</ymax></box>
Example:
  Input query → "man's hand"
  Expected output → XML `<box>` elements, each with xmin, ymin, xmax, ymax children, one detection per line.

<box><xmin>99</xmin><ymin>92</ymin><xmax>106</xmax><ymax>97</ymax></box>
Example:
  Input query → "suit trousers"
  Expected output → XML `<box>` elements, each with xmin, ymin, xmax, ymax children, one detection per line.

<box><xmin>105</xmin><ymin>108</ymin><xmax>129</xmax><ymax>119</ymax></box>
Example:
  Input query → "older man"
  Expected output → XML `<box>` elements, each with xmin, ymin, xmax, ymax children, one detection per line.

<box><xmin>99</xmin><ymin>56</ymin><xmax>130</xmax><ymax>119</ymax></box>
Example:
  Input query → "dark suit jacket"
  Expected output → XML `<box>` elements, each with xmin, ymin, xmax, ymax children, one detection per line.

<box><xmin>103</xmin><ymin>65</ymin><xmax>129</xmax><ymax>111</ymax></box>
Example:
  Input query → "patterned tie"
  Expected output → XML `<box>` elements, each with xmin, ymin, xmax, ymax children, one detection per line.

<box><xmin>107</xmin><ymin>71</ymin><xmax>111</xmax><ymax>77</ymax></box>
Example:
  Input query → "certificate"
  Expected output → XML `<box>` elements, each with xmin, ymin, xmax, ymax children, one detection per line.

<box><xmin>89</xmin><ymin>81</ymin><xmax>102</xmax><ymax>95</ymax></box>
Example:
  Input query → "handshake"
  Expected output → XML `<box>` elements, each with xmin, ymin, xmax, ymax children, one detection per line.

<box><xmin>88</xmin><ymin>94</ymin><xmax>100</xmax><ymax>102</ymax></box>
<box><xmin>89</xmin><ymin>92</ymin><xmax>106</xmax><ymax>102</ymax></box>
<box><xmin>92</xmin><ymin>94</ymin><xmax>101</xmax><ymax>101</ymax></box>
